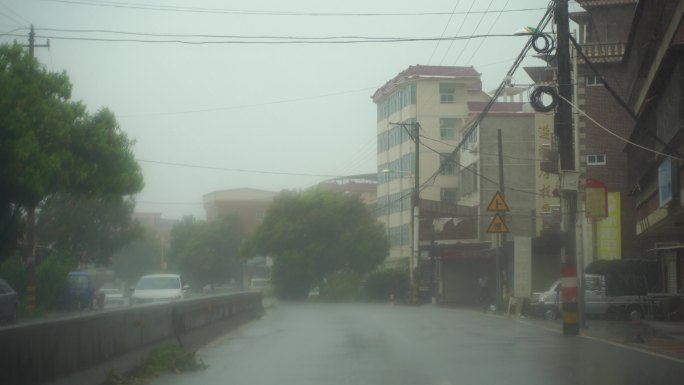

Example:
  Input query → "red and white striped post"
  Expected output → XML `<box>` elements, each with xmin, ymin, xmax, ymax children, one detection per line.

<box><xmin>561</xmin><ymin>265</ymin><xmax>579</xmax><ymax>334</ymax></box>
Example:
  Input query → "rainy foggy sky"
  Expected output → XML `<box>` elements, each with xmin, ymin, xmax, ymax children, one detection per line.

<box><xmin>1</xmin><ymin>0</ymin><xmax>581</xmax><ymax>220</ymax></box>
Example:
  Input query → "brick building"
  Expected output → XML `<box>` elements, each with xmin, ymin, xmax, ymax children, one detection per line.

<box><xmin>620</xmin><ymin>0</ymin><xmax>684</xmax><ymax>295</ymax></box>
<box><xmin>525</xmin><ymin>0</ymin><xmax>639</xmax><ymax>266</ymax></box>
<box><xmin>570</xmin><ymin>0</ymin><xmax>639</xmax><ymax>260</ymax></box>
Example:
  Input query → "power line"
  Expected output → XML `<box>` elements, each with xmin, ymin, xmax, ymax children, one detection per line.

<box><xmin>419</xmin><ymin>134</ymin><xmax>542</xmax><ymax>162</ymax></box>
<box><xmin>420</xmin><ymin>140</ymin><xmax>551</xmax><ymax>198</ymax></box>
<box><xmin>423</xmin><ymin>1</ymin><xmax>556</xmax><ymax>189</ymax></box>
<box><xmin>42</xmin><ymin>0</ymin><xmax>547</xmax><ymax>17</ymax></box>
<box><xmin>35</xmin><ymin>27</ymin><xmax>469</xmax><ymax>40</ymax></box>
<box><xmin>0</xmin><ymin>3</ymin><xmax>30</xmax><ymax>26</ymax></box>
<box><xmin>0</xmin><ymin>27</ymin><xmax>26</xmax><ymax>37</ymax></box>
<box><xmin>19</xmin><ymin>32</ymin><xmax>533</xmax><ymax>45</ymax></box>
<box><xmin>119</xmin><ymin>86</ymin><xmax>379</xmax><ymax>118</ymax></box>
<box><xmin>136</xmin><ymin>159</ymin><xmax>346</xmax><ymax>178</ymax></box>
<box><xmin>335</xmin><ymin>136</ymin><xmax>378</xmax><ymax>175</ymax></box>
<box><xmin>451</xmin><ymin>0</ymin><xmax>496</xmax><ymax>65</ymax></box>
<box><xmin>464</xmin><ymin>0</ymin><xmax>511</xmax><ymax>65</ymax></box>
<box><xmin>121</xmin><ymin>58</ymin><xmax>527</xmax><ymax>119</ymax></box>
<box><xmin>568</xmin><ymin>34</ymin><xmax>684</xmax><ymax>160</ymax></box>
<box><xmin>556</xmin><ymin>94</ymin><xmax>684</xmax><ymax>161</ymax></box>
<box><xmin>372</xmin><ymin>189</ymin><xmax>414</xmax><ymax>215</ymax></box>
<box><xmin>340</xmin><ymin>147</ymin><xmax>377</xmax><ymax>176</ymax></box>
<box><xmin>438</xmin><ymin>0</ymin><xmax>476</xmax><ymax>65</ymax></box>
<box><xmin>426</xmin><ymin>0</ymin><xmax>462</xmax><ymax>64</ymax></box>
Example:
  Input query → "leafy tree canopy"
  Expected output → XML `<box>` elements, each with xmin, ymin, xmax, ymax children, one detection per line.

<box><xmin>0</xmin><ymin>43</ymin><xmax>143</xmax><ymax>261</ymax></box>
<box><xmin>248</xmin><ymin>189</ymin><xmax>388</xmax><ymax>299</ymax></box>
<box><xmin>169</xmin><ymin>215</ymin><xmax>244</xmax><ymax>291</ymax></box>
<box><xmin>36</xmin><ymin>194</ymin><xmax>143</xmax><ymax>267</ymax></box>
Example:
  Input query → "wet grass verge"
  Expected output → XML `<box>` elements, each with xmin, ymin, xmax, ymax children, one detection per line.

<box><xmin>104</xmin><ymin>344</ymin><xmax>208</xmax><ymax>385</ymax></box>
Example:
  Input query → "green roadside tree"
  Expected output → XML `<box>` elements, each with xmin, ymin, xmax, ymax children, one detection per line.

<box><xmin>0</xmin><ymin>43</ymin><xmax>143</xmax><ymax>263</ymax></box>
<box><xmin>0</xmin><ymin>43</ymin><xmax>77</xmax><ymax>259</ymax></box>
<box><xmin>36</xmin><ymin>195</ymin><xmax>143</xmax><ymax>267</ymax></box>
<box><xmin>246</xmin><ymin>189</ymin><xmax>389</xmax><ymax>300</ymax></box>
<box><xmin>169</xmin><ymin>214</ymin><xmax>244</xmax><ymax>291</ymax></box>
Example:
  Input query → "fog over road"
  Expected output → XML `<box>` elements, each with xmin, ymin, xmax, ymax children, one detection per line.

<box><xmin>150</xmin><ymin>302</ymin><xmax>683</xmax><ymax>385</ymax></box>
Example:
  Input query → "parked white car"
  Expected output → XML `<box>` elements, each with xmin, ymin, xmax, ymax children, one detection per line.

<box><xmin>131</xmin><ymin>274</ymin><xmax>187</xmax><ymax>305</ymax></box>
<box><xmin>249</xmin><ymin>278</ymin><xmax>273</xmax><ymax>296</ymax></box>
<box><xmin>531</xmin><ymin>274</ymin><xmax>649</xmax><ymax>321</ymax></box>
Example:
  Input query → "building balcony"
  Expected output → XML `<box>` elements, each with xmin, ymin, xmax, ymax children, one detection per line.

<box><xmin>578</xmin><ymin>42</ymin><xmax>626</xmax><ymax>63</ymax></box>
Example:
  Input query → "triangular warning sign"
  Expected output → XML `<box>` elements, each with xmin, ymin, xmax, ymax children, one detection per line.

<box><xmin>486</xmin><ymin>191</ymin><xmax>510</xmax><ymax>212</ymax></box>
<box><xmin>486</xmin><ymin>214</ymin><xmax>509</xmax><ymax>234</ymax></box>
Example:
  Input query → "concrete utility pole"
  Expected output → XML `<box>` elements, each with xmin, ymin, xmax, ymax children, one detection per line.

<box><xmin>411</xmin><ymin>123</ymin><xmax>421</xmax><ymax>304</ymax></box>
<box><xmin>389</xmin><ymin>121</ymin><xmax>421</xmax><ymax>303</ymax></box>
<box><xmin>496</xmin><ymin>129</ymin><xmax>505</xmax><ymax>308</ymax></box>
<box><xmin>24</xmin><ymin>25</ymin><xmax>49</xmax><ymax>58</ymax></box>
<box><xmin>555</xmin><ymin>0</ymin><xmax>580</xmax><ymax>336</ymax></box>
<box><xmin>20</xmin><ymin>24</ymin><xmax>50</xmax><ymax>311</ymax></box>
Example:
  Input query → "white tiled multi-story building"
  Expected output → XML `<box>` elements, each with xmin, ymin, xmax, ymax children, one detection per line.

<box><xmin>372</xmin><ymin>65</ymin><xmax>490</xmax><ymax>267</ymax></box>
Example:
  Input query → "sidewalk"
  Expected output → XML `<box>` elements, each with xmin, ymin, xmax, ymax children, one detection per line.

<box><xmin>514</xmin><ymin>314</ymin><xmax>684</xmax><ymax>361</ymax></box>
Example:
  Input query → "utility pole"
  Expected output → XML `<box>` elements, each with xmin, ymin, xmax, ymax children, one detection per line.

<box><xmin>411</xmin><ymin>122</ymin><xmax>421</xmax><ymax>304</ymax></box>
<box><xmin>23</xmin><ymin>25</ymin><xmax>49</xmax><ymax>58</ymax></box>
<box><xmin>555</xmin><ymin>0</ymin><xmax>580</xmax><ymax>336</ymax></box>
<box><xmin>496</xmin><ymin>128</ymin><xmax>506</xmax><ymax>308</ymax></box>
<box><xmin>20</xmin><ymin>24</ymin><xmax>50</xmax><ymax>311</ymax></box>
<box><xmin>389</xmin><ymin>121</ymin><xmax>421</xmax><ymax>303</ymax></box>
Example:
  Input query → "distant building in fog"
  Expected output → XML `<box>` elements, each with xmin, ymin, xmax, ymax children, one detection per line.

<box><xmin>203</xmin><ymin>188</ymin><xmax>279</xmax><ymax>236</ymax></box>
<box><xmin>132</xmin><ymin>212</ymin><xmax>175</xmax><ymax>247</ymax></box>
<box><xmin>317</xmin><ymin>173</ymin><xmax>378</xmax><ymax>205</ymax></box>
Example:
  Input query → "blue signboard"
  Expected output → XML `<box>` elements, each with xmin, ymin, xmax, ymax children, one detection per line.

<box><xmin>659</xmin><ymin>158</ymin><xmax>673</xmax><ymax>207</ymax></box>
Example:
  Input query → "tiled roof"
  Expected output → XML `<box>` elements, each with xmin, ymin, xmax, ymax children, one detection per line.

<box><xmin>372</xmin><ymin>65</ymin><xmax>481</xmax><ymax>101</ymax></box>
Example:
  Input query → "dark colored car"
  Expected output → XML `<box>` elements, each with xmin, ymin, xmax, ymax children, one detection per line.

<box><xmin>67</xmin><ymin>272</ymin><xmax>95</xmax><ymax>310</ymax></box>
<box><xmin>0</xmin><ymin>278</ymin><xmax>19</xmax><ymax>323</ymax></box>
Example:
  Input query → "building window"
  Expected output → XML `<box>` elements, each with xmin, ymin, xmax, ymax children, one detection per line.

<box><xmin>440</xmin><ymin>118</ymin><xmax>457</xmax><ymax>140</ymax></box>
<box><xmin>376</xmin><ymin>84</ymin><xmax>416</xmax><ymax>122</ymax></box>
<box><xmin>440</xmin><ymin>84</ymin><xmax>456</xmax><ymax>104</ymax></box>
<box><xmin>587</xmin><ymin>154</ymin><xmax>606</xmax><ymax>165</ymax></box>
<box><xmin>441</xmin><ymin>188</ymin><xmax>458</xmax><ymax>204</ymax></box>
<box><xmin>462</xmin><ymin>125</ymin><xmax>478</xmax><ymax>149</ymax></box>
<box><xmin>586</xmin><ymin>75</ymin><xmax>601</xmax><ymax>86</ymax></box>
<box><xmin>440</xmin><ymin>153</ymin><xmax>456</xmax><ymax>175</ymax></box>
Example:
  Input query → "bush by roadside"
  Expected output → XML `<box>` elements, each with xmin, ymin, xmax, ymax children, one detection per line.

<box><xmin>35</xmin><ymin>255</ymin><xmax>77</xmax><ymax>311</ymax></box>
<box><xmin>319</xmin><ymin>270</ymin><xmax>363</xmax><ymax>301</ymax></box>
<box><xmin>104</xmin><ymin>344</ymin><xmax>207</xmax><ymax>385</ymax></box>
<box><xmin>362</xmin><ymin>268</ymin><xmax>409</xmax><ymax>302</ymax></box>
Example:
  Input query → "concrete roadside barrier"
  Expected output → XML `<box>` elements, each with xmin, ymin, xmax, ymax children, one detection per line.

<box><xmin>0</xmin><ymin>291</ymin><xmax>263</xmax><ymax>385</ymax></box>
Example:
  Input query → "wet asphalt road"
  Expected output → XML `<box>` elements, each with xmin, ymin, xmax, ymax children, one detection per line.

<box><xmin>150</xmin><ymin>302</ymin><xmax>683</xmax><ymax>385</ymax></box>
